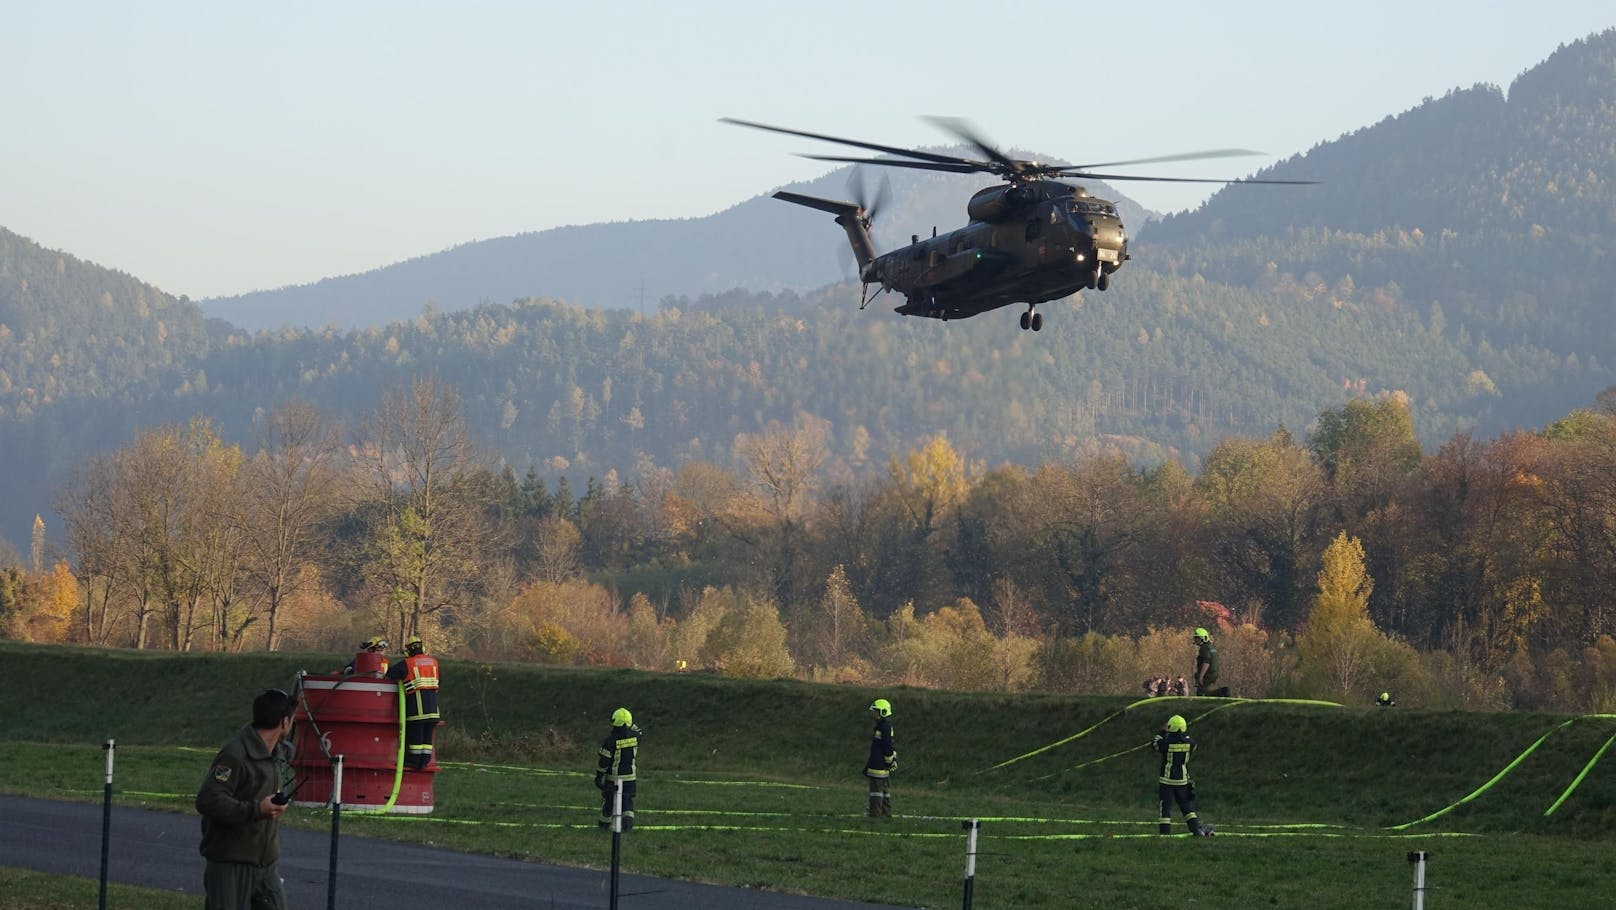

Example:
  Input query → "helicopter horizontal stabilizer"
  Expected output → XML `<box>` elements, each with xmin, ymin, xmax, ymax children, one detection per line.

<box><xmin>772</xmin><ymin>190</ymin><xmax>860</xmax><ymax>218</ymax></box>
<box><xmin>772</xmin><ymin>191</ymin><xmax>877</xmax><ymax>271</ymax></box>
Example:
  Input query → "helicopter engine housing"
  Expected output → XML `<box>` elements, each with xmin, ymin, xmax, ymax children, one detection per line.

<box><xmin>965</xmin><ymin>185</ymin><xmax>1029</xmax><ymax>223</ymax></box>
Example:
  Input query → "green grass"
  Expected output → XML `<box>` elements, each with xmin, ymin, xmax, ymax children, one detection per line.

<box><xmin>0</xmin><ymin>866</ymin><xmax>199</xmax><ymax>909</ymax></box>
<box><xmin>5</xmin><ymin>642</ymin><xmax>1616</xmax><ymax>908</ymax></box>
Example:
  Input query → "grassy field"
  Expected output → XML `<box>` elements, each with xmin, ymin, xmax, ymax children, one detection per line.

<box><xmin>0</xmin><ymin>867</ymin><xmax>199</xmax><ymax>910</ymax></box>
<box><xmin>5</xmin><ymin>642</ymin><xmax>1615</xmax><ymax>908</ymax></box>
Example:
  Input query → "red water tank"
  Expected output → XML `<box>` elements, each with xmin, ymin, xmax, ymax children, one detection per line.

<box><xmin>288</xmin><ymin>666</ymin><xmax>438</xmax><ymax>814</ymax></box>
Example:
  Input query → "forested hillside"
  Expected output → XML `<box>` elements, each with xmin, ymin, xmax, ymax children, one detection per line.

<box><xmin>0</xmin><ymin>227</ymin><xmax>211</xmax><ymax>419</ymax></box>
<box><xmin>1147</xmin><ymin>30</ymin><xmax>1616</xmax><ymax>357</ymax></box>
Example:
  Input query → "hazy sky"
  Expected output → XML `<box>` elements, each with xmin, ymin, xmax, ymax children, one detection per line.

<box><xmin>2</xmin><ymin>2</ymin><xmax>1611</xmax><ymax>299</ymax></box>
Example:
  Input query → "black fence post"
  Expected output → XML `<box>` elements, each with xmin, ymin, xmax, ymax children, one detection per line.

<box><xmin>327</xmin><ymin>755</ymin><xmax>344</xmax><ymax>910</ymax></box>
<box><xmin>99</xmin><ymin>739</ymin><xmax>114</xmax><ymax>910</ymax></box>
<box><xmin>609</xmin><ymin>782</ymin><xmax>623</xmax><ymax>910</ymax></box>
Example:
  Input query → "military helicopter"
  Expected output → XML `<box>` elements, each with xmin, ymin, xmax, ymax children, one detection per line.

<box><xmin>725</xmin><ymin>117</ymin><xmax>1311</xmax><ymax>331</ymax></box>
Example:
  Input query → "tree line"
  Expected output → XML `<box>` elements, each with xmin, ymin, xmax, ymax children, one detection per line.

<box><xmin>3</xmin><ymin>376</ymin><xmax>1614</xmax><ymax>713</ymax></box>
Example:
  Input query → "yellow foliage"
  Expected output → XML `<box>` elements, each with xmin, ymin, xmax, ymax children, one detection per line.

<box><xmin>507</xmin><ymin>580</ymin><xmax>627</xmax><ymax>665</ymax></box>
<box><xmin>1297</xmin><ymin>532</ymin><xmax>1385</xmax><ymax>701</ymax></box>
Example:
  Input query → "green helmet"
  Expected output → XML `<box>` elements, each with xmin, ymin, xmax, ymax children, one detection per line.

<box><xmin>1193</xmin><ymin>627</ymin><xmax>1210</xmax><ymax>642</ymax></box>
<box><xmin>869</xmin><ymin>698</ymin><xmax>892</xmax><ymax>717</ymax></box>
<box><xmin>612</xmin><ymin>707</ymin><xmax>633</xmax><ymax>727</ymax></box>
<box><xmin>1166</xmin><ymin>714</ymin><xmax>1187</xmax><ymax>733</ymax></box>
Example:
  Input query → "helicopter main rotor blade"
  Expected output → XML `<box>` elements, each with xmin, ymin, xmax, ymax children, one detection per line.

<box><xmin>1064</xmin><ymin>171</ymin><xmax>1318</xmax><ymax>185</ymax></box>
<box><xmin>1063</xmin><ymin>148</ymin><xmax>1266</xmax><ymax>170</ymax></box>
<box><xmin>923</xmin><ymin>116</ymin><xmax>1017</xmax><ymax>170</ymax></box>
<box><xmin>721</xmin><ymin>117</ymin><xmax>977</xmax><ymax>167</ymax></box>
<box><xmin>802</xmin><ymin>154</ymin><xmax>985</xmax><ymax>174</ymax></box>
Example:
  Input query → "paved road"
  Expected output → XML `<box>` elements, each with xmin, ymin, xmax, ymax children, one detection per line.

<box><xmin>0</xmin><ymin>794</ymin><xmax>914</xmax><ymax>909</ymax></box>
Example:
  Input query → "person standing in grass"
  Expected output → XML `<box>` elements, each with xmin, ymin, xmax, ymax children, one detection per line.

<box><xmin>595</xmin><ymin>707</ymin><xmax>641</xmax><ymax>830</ymax></box>
<box><xmin>195</xmin><ymin>688</ymin><xmax>295</xmax><ymax>910</ymax></box>
<box><xmin>864</xmin><ymin>698</ymin><xmax>897</xmax><ymax>818</ymax></box>
<box><xmin>1193</xmin><ymin>628</ymin><xmax>1228</xmax><ymax>697</ymax></box>
<box><xmin>1152</xmin><ymin>714</ymin><xmax>1211</xmax><ymax>836</ymax></box>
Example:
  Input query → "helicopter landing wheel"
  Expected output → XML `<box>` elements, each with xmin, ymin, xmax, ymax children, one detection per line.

<box><xmin>1097</xmin><ymin>272</ymin><xmax>1109</xmax><ymax>291</ymax></box>
<box><xmin>1031</xmin><ymin>312</ymin><xmax>1043</xmax><ymax>331</ymax></box>
<box><xmin>1019</xmin><ymin>310</ymin><xmax>1031</xmax><ymax>331</ymax></box>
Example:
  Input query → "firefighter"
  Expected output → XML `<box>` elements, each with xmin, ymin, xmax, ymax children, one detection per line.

<box><xmin>195</xmin><ymin>688</ymin><xmax>295</xmax><ymax>909</ymax></box>
<box><xmin>1193</xmin><ymin>628</ymin><xmax>1228</xmax><ymax>697</ymax></box>
<box><xmin>864</xmin><ymin>698</ymin><xmax>897</xmax><ymax>818</ymax></box>
<box><xmin>595</xmin><ymin>707</ymin><xmax>641</xmax><ymax>830</ymax></box>
<box><xmin>385</xmin><ymin>636</ymin><xmax>440</xmax><ymax>770</ymax></box>
<box><xmin>1376</xmin><ymin>691</ymin><xmax>1397</xmax><ymax>707</ymax></box>
<box><xmin>1153</xmin><ymin>714</ymin><xmax>1211</xmax><ymax>836</ymax></box>
<box><xmin>342</xmin><ymin>636</ymin><xmax>389</xmax><ymax>676</ymax></box>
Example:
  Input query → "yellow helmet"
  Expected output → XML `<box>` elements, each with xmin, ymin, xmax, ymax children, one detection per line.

<box><xmin>1193</xmin><ymin>627</ymin><xmax>1211</xmax><ymax>642</ymax></box>
<box><xmin>1166</xmin><ymin>715</ymin><xmax>1187</xmax><ymax>733</ymax></box>
<box><xmin>405</xmin><ymin>636</ymin><xmax>424</xmax><ymax>655</ymax></box>
<box><xmin>363</xmin><ymin>636</ymin><xmax>388</xmax><ymax>651</ymax></box>
<box><xmin>612</xmin><ymin>707</ymin><xmax>633</xmax><ymax>727</ymax></box>
<box><xmin>869</xmin><ymin>698</ymin><xmax>892</xmax><ymax>717</ymax></box>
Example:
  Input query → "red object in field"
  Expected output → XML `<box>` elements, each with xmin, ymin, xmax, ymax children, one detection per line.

<box><xmin>288</xmin><ymin>670</ymin><xmax>438</xmax><ymax>814</ymax></box>
<box><xmin>352</xmin><ymin>649</ymin><xmax>388</xmax><ymax>675</ymax></box>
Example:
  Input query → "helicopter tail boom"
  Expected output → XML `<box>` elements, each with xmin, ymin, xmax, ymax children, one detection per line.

<box><xmin>773</xmin><ymin>190</ymin><xmax>876</xmax><ymax>271</ymax></box>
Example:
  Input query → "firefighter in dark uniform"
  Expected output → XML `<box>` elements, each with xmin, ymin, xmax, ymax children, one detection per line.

<box><xmin>386</xmin><ymin>635</ymin><xmax>441</xmax><ymax>769</ymax></box>
<box><xmin>864</xmin><ymin>697</ymin><xmax>897</xmax><ymax>818</ymax></box>
<box><xmin>1193</xmin><ymin>627</ymin><xmax>1228</xmax><ymax>697</ymax></box>
<box><xmin>595</xmin><ymin>707</ymin><xmax>641</xmax><ymax>830</ymax></box>
<box><xmin>1153</xmin><ymin>713</ymin><xmax>1212</xmax><ymax>836</ymax></box>
<box><xmin>195</xmin><ymin>688</ymin><xmax>295</xmax><ymax>910</ymax></box>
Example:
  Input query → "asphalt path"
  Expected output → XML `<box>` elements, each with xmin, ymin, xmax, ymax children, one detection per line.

<box><xmin>0</xmin><ymin>794</ymin><xmax>914</xmax><ymax>909</ymax></box>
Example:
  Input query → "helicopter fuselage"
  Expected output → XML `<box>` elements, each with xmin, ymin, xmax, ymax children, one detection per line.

<box><xmin>869</xmin><ymin>180</ymin><xmax>1127</xmax><ymax>321</ymax></box>
<box><xmin>775</xmin><ymin>179</ymin><xmax>1127</xmax><ymax>329</ymax></box>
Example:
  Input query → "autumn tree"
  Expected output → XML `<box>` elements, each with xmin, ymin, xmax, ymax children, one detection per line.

<box><xmin>734</xmin><ymin>414</ymin><xmax>829</xmax><ymax>606</ymax></box>
<box><xmin>22</xmin><ymin>562</ymin><xmax>80</xmax><ymax>642</ymax></box>
<box><xmin>793</xmin><ymin>563</ymin><xmax>871</xmax><ymax>675</ymax></box>
<box><xmin>701</xmin><ymin>592</ymin><xmax>795</xmax><ymax>679</ymax></box>
<box><xmin>878</xmin><ymin>435</ymin><xmax>970</xmax><ymax>614</ymax></box>
<box><xmin>1298</xmin><ymin>531</ymin><xmax>1385</xmax><ymax>701</ymax></box>
<box><xmin>239</xmin><ymin>401</ymin><xmax>343</xmax><ymax>651</ymax></box>
<box><xmin>357</xmin><ymin>377</ymin><xmax>501</xmax><ymax>642</ymax></box>
<box><xmin>65</xmin><ymin>420</ymin><xmax>247</xmax><ymax>650</ymax></box>
<box><xmin>532</xmin><ymin>515</ymin><xmax>582</xmax><ymax>583</ymax></box>
<box><xmin>881</xmin><ymin>599</ymin><xmax>1004</xmax><ymax>691</ymax></box>
<box><xmin>57</xmin><ymin>455</ymin><xmax>137</xmax><ymax>644</ymax></box>
<box><xmin>1196</xmin><ymin>429</ymin><xmax>1326</xmax><ymax>631</ymax></box>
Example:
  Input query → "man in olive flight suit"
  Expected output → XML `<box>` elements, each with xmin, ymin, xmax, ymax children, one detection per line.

<box><xmin>195</xmin><ymin>688</ymin><xmax>295</xmax><ymax>910</ymax></box>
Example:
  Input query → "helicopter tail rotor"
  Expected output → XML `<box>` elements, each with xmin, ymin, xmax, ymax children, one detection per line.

<box><xmin>847</xmin><ymin>166</ymin><xmax>892</xmax><ymax>228</ymax></box>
